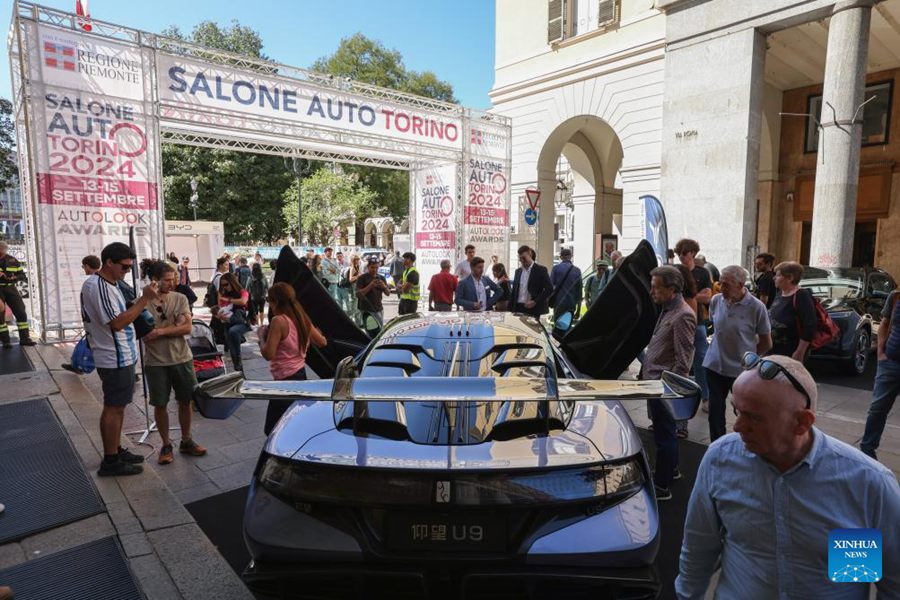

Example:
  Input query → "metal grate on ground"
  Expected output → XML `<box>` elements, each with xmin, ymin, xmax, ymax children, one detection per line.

<box><xmin>0</xmin><ymin>346</ymin><xmax>34</xmax><ymax>375</ymax></box>
<box><xmin>0</xmin><ymin>398</ymin><xmax>104</xmax><ymax>544</ymax></box>
<box><xmin>0</xmin><ymin>536</ymin><xmax>143</xmax><ymax>600</ymax></box>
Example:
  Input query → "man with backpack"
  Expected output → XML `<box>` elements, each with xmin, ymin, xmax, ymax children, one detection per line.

<box><xmin>860</xmin><ymin>288</ymin><xmax>900</xmax><ymax>460</ymax></box>
<box><xmin>550</xmin><ymin>247</ymin><xmax>582</xmax><ymax>324</ymax></box>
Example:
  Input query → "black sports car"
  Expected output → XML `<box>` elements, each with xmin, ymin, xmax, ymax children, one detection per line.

<box><xmin>198</xmin><ymin>241</ymin><xmax>701</xmax><ymax>599</ymax></box>
<box><xmin>801</xmin><ymin>267</ymin><xmax>896</xmax><ymax>375</ymax></box>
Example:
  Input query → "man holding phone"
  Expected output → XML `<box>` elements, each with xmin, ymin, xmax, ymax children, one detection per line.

<box><xmin>81</xmin><ymin>242</ymin><xmax>159</xmax><ymax>477</ymax></box>
<box><xmin>356</xmin><ymin>256</ymin><xmax>391</xmax><ymax>327</ymax></box>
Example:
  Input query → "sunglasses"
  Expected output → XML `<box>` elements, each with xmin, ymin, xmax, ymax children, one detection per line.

<box><xmin>155</xmin><ymin>305</ymin><xmax>167</xmax><ymax>321</ymax></box>
<box><xmin>741</xmin><ymin>352</ymin><xmax>812</xmax><ymax>409</ymax></box>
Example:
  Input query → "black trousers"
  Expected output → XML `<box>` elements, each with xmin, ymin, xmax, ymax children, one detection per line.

<box><xmin>398</xmin><ymin>299</ymin><xmax>418</xmax><ymax>315</ymax></box>
<box><xmin>265</xmin><ymin>366</ymin><xmax>307</xmax><ymax>435</ymax></box>
<box><xmin>705</xmin><ymin>367</ymin><xmax>737</xmax><ymax>442</ymax></box>
<box><xmin>0</xmin><ymin>287</ymin><xmax>28</xmax><ymax>329</ymax></box>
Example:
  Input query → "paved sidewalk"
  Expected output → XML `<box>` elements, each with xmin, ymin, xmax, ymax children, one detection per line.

<box><xmin>0</xmin><ymin>342</ymin><xmax>254</xmax><ymax>600</ymax></box>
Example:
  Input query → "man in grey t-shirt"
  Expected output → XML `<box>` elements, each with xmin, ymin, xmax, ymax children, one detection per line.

<box><xmin>703</xmin><ymin>266</ymin><xmax>772</xmax><ymax>441</ymax></box>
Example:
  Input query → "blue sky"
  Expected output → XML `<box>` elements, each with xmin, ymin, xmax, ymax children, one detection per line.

<box><xmin>0</xmin><ymin>0</ymin><xmax>496</xmax><ymax>108</ymax></box>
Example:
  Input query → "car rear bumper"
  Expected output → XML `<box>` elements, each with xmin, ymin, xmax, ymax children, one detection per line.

<box><xmin>244</xmin><ymin>561</ymin><xmax>660</xmax><ymax>600</ymax></box>
<box><xmin>243</xmin><ymin>480</ymin><xmax>660</xmax><ymax>598</ymax></box>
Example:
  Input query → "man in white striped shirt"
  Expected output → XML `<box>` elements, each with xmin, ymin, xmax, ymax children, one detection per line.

<box><xmin>81</xmin><ymin>242</ymin><xmax>159</xmax><ymax>477</ymax></box>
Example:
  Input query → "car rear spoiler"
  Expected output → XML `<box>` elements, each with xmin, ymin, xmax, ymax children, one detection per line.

<box><xmin>194</xmin><ymin>371</ymin><xmax>702</xmax><ymax>422</ymax></box>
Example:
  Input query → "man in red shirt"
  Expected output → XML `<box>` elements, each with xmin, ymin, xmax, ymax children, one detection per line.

<box><xmin>428</xmin><ymin>260</ymin><xmax>457</xmax><ymax>312</ymax></box>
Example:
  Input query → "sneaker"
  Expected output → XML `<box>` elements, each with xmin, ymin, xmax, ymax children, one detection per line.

<box><xmin>654</xmin><ymin>485</ymin><xmax>672</xmax><ymax>502</ymax></box>
<box><xmin>701</xmin><ymin>399</ymin><xmax>709</xmax><ymax>413</ymax></box>
<box><xmin>98</xmin><ymin>459</ymin><xmax>143</xmax><ymax>477</ymax></box>
<box><xmin>158</xmin><ymin>444</ymin><xmax>174</xmax><ymax>465</ymax></box>
<box><xmin>179</xmin><ymin>438</ymin><xmax>207</xmax><ymax>457</ymax></box>
<box><xmin>673</xmin><ymin>467</ymin><xmax>683</xmax><ymax>480</ymax></box>
<box><xmin>118</xmin><ymin>446</ymin><xmax>145</xmax><ymax>464</ymax></box>
<box><xmin>61</xmin><ymin>363</ymin><xmax>85</xmax><ymax>375</ymax></box>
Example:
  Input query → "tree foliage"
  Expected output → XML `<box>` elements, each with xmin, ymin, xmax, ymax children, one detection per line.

<box><xmin>283</xmin><ymin>169</ymin><xmax>378</xmax><ymax>246</ymax></box>
<box><xmin>160</xmin><ymin>21</ymin><xmax>290</xmax><ymax>244</ymax></box>
<box><xmin>312</xmin><ymin>34</ymin><xmax>456</xmax><ymax>221</ymax></box>
<box><xmin>0</xmin><ymin>99</ymin><xmax>18</xmax><ymax>192</ymax></box>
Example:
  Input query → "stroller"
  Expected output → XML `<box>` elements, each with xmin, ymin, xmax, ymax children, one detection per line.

<box><xmin>189</xmin><ymin>319</ymin><xmax>226</xmax><ymax>382</ymax></box>
<box><xmin>190</xmin><ymin>319</ymin><xmax>246</xmax><ymax>419</ymax></box>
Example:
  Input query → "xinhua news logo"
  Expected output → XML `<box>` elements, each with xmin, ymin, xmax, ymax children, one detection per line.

<box><xmin>829</xmin><ymin>529</ymin><xmax>882</xmax><ymax>583</ymax></box>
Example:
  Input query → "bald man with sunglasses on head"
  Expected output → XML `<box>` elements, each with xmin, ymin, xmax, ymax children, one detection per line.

<box><xmin>676</xmin><ymin>353</ymin><xmax>900</xmax><ymax>600</ymax></box>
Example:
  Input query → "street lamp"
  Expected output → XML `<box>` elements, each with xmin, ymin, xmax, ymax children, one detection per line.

<box><xmin>189</xmin><ymin>177</ymin><xmax>199</xmax><ymax>221</ymax></box>
<box><xmin>284</xmin><ymin>155</ymin><xmax>310</xmax><ymax>243</ymax></box>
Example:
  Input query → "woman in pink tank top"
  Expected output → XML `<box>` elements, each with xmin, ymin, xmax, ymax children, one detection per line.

<box><xmin>258</xmin><ymin>282</ymin><xmax>327</xmax><ymax>434</ymax></box>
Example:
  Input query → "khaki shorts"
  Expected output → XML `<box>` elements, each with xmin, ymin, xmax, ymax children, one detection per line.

<box><xmin>146</xmin><ymin>361</ymin><xmax>198</xmax><ymax>407</ymax></box>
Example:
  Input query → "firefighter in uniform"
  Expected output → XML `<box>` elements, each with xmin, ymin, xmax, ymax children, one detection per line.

<box><xmin>0</xmin><ymin>240</ymin><xmax>35</xmax><ymax>347</ymax></box>
<box><xmin>397</xmin><ymin>252</ymin><xmax>420</xmax><ymax>316</ymax></box>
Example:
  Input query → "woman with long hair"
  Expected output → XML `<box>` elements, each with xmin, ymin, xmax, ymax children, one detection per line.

<box><xmin>215</xmin><ymin>272</ymin><xmax>251</xmax><ymax>371</ymax></box>
<box><xmin>258</xmin><ymin>282</ymin><xmax>327</xmax><ymax>434</ymax></box>
<box><xmin>248</xmin><ymin>262</ymin><xmax>268</xmax><ymax>326</ymax></box>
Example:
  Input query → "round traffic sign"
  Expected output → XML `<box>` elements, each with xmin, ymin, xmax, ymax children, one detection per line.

<box><xmin>524</xmin><ymin>208</ymin><xmax>538</xmax><ymax>225</ymax></box>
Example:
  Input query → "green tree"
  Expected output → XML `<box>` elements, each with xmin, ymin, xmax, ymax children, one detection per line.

<box><xmin>283</xmin><ymin>169</ymin><xmax>378</xmax><ymax>246</ymax></box>
<box><xmin>312</xmin><ymin>34</ymin><xmax>457</xmax><ymax>226</ymax></box>
<box><xmin>0</xmin><ymin>99</ymin><xmax>18</xmax><ymax>192</ymax></box>
<box><xmin>160</xmin><ymin>21</ymin><xmax>291</xmax><ymax>243</ymax></box>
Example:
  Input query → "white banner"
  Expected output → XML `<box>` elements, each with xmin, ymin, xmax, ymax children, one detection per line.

<box><xmin>157</xmin><ymin>54</ymin><xmax>463</xmax><ymax>151</ymax></box>
<box><xmin>31</xmin><ymin>25</ymin><xmax>161</xmax><ymax>327</ymax></box>
<box><xmin>413</xmin><ymin>163</ymin><xmax>458</xmax><ymax>289</ymax></box>
<box><xmin>463</xmin><ymin>156</ymin><xmax>508</xmax><ymax>267</ymax></box>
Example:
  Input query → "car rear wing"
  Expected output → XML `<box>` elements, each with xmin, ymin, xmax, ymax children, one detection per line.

<box><xmin>194</xmin><ymin>371</ymin><xmax>701</xmax><ymax>422</ymax></box>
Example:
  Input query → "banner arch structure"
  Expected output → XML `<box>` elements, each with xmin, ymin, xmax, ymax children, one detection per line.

<box><xmin>8</xmin><ymin>1</ymin><xmax>512</xmax><ymax>341</ymax></box>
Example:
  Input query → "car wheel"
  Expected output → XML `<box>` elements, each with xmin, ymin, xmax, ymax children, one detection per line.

<box><xmin>845</xmin><ymin>329</ymin><xmax>870</xmax><ymax>376</ymax></box>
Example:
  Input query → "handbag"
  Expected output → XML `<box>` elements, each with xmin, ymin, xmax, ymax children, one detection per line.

<box><xmin>71</xmin><ymin>335</ymin><xmax>95</xmax><ymax>374</ymax></box>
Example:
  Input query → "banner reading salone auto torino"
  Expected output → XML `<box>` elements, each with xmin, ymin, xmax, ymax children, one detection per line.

<box><xmin>413</xmin><ymin>163</ymin><xmax>458</xmax><ymax>287</ymax></box>
<box><xmin>27</xmin><ymin>23</ymin><xmax>162</xmax><ymax>328</ymax></box>
<box><xmin>11</xmin><ymin>5</ymin><xmax>509</xmax><ymax>339</ymax></box>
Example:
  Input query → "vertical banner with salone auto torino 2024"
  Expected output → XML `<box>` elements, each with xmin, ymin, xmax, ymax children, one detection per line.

<box><xmin>464</xmin><ymin>122</ymin><xmax>509</xmax><ymax>267</ymax></box>
<box><xmin>26</xmin><ymin>23</ymin><xmax>162</xmax><ymax>328</ymax></box>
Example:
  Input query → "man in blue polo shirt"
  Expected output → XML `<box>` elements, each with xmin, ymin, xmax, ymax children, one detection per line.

<box><xmin>703</xmin><ymin>265</ymin><xmax>772</xmax><ymax>441</ymax></box>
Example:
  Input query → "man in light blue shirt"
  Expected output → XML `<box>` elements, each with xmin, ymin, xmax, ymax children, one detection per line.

<box><xmin>676</xmin><ymin>354</ymin><xmax>900</xmax><ymax>600</ymax></box>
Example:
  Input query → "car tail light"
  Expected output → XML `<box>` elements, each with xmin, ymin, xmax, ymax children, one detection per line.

<box><xmin>258</xmin><ymin>455</ymin><xmax>645</xmax><ymax>507</ymax></box>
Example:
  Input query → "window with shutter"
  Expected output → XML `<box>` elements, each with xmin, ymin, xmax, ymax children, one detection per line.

<box><xmin>548</xmin><ymin>0</ymin><xmax>566</xmax><ymax>44</ymax></box>
<box><xmin>597</xmin><ymin>0</ymin><xmax>619</xmax><ymax>28</ymax></box>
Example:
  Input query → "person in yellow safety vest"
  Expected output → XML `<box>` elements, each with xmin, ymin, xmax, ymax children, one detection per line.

<box><xmin>0</xmin><ymin>240</ymin><xmax>35</xmax><ymax>348</ymax></box>
<box><xmin>397</xmin><ymin>252</ymin><xmax>420</xmax><ymax>316</ymax></box>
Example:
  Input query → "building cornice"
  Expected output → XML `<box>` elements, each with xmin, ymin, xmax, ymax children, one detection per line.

<box><xmin>490</xmin><ymin>39</ymin><xmax>666</xmax><ymax>106</ymax></box>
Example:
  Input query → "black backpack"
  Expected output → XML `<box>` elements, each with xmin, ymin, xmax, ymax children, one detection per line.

<box><xmin>203</xmin><ymin>275</ymin><xmax>220</xmax><ymax>308</ymax></box>
<box><xmin>249</xmin><ymin>277</ymin><xmax>267</xmax><ymax>303</ymax></box>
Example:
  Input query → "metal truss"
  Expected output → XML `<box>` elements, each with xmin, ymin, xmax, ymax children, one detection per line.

<box><xmin>160</xmin><ymin>130</ymin><xmax>411</xmax><ymax>170</ymax></box>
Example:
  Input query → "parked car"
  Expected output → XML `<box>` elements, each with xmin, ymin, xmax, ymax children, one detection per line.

<box><xmin>198</xmin><ymin>242</ymin><xmax>699</xmax><ymax>599</ymax></box>
<box><xmin>800</xmin><ymin>266</ymin><xmax>896</xmax><ymax>375</ymax></box>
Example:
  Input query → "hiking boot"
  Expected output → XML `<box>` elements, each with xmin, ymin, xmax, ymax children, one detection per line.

<box><xmin>61</xmin><ymin>363</ymin><xmax>85</xmax><ymax>375</ymax></box>
<box><xmin>158</xmin><ymin>444</ymin><xmax>174</xmax><ymax>465</ymax></box>
<box><xmin>18</xmin><ymin>329</ymin><xmax>36</xmax><ymax>346</ymax></box>
<box><xmin>98</xmin><ymin>459</ymin><xmax>143</xmax><ymax>477</ymax></box>
<box><xmin>117</xmin><ymin>446</ymin><xmax>145</xmax><ymax>464</ymax></box>
<box><xmin>179</xmin><ymin>438</ymin><xmax>207</xmax><ymax>457</ymax></box>
<box><xmin>654</xmin><ymin>485</ymin><xmax>672</xmax><ymax>502</ymax></box>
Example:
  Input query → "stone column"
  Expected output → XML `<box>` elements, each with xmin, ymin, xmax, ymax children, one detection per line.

<box><xmin>571</xmin><ymin>193</ymin><xmax>596</xmax><ymax>272</ymax></box>
<box><xmin>810</xmin><ymin>0</ymin><xmax>874</xmax><ymax>267</ymax></box>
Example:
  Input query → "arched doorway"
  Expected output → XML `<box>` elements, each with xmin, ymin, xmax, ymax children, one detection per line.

<box><xmin>535</xmin><ymin>116</ymin><xmax>623</xmax><ymax>272</ymax></box>
<box><xmin>381</xmin><ymin>220</ymin><xmax>395</xmax><ymax>251</ymax></box>
<box><xmin>364</xmin><ymin>220</ymin><xmax>378</xmax><ymax>247</ymax></box>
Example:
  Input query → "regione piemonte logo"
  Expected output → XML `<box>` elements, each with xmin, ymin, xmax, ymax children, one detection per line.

<box><xmin>829</xmin><ymin>528</ymin><xmax>882</xmax><ymax>583</ymax></box>
<box><xmin>43</xmin><ymin>42</ymin><xmax>77</xmax><ymax>71</ymax></box>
